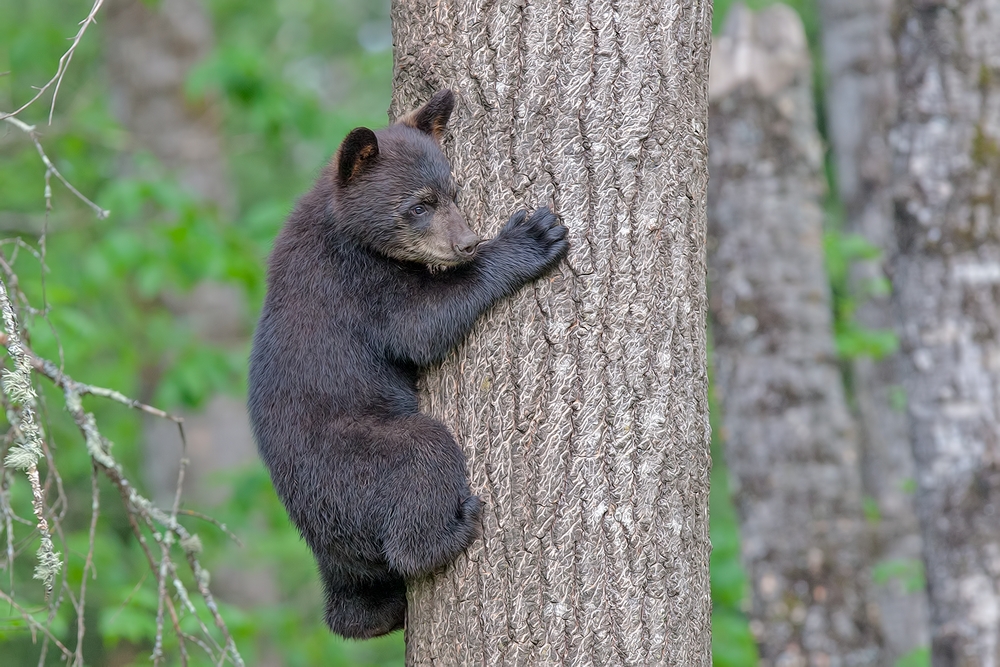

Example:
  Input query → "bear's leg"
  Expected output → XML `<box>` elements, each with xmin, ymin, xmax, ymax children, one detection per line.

<box><xmin>379</xmin><ymin>414</ymin><xmax>483</xmax><ymax>579</ymax></box>
<box><xmin>319</xmin><ymin>567</ymin><xmax>406</xmax><ymax>639</ymax></box>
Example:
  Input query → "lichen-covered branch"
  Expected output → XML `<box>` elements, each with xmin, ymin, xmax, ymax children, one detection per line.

<box><xmin>0</xmin><ymin>275</ymin><xmax>61</xmax><ymax>597</ymax></box>
<box><xmin>1</xmin><ymin>2</ymin><xmax>241</xmax><ymax>656</ymax></box>
<box><xmin>0</xmin><ymin>329</ymin><xmax>245</xmax><ymax>667</ymax></box>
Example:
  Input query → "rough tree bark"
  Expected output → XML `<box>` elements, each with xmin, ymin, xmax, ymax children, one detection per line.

<box><xmin>889</xmin><ymin>1</ymin><xmax>1000</xmax><ymax>664</ymax></box>
<box><xmin>817</xmin><ymin>0</ymin><xmax>930</xmax><ymax>660</ymax></box>
<box><xmin>390</xmin><ymin>0</ymin><xmax>713</xmax><ymax>664</ymax></box>
<box><xmin>707</xmin><ymin>5</ymin><xmax>882</xmax><ymax>665</ymax></box>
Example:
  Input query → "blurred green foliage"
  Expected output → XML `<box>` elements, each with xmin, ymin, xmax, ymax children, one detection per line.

<box><xmin>708</xmin><ymin>378</ymin><xmax>760</xmax><ymax>667</ymax></box>
<box><xmin>896</xmin><ymin>647</ymin><xmax>932</xmax><ymax>667</ymax></box>
<box><xmin>871</xmin><ymin>558</ymin><xmax>926</xmax><ymax>597</ymax></box>
<box><xmin>1</xmin><ymin>0</ymin><xmax>398</xmax><ymax>664</ymax></box>
<box><xmin>824</xmin><ymin>229</ymin><xmax>899</xmax><ymax>361</ymax></box>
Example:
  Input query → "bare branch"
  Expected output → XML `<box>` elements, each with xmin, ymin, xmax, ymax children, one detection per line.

<box><xmin>0</xmin><ymin>588</ymin><xmax>74</xmax><ymax>660</ymax></box>
<box><xmin>124</xmin><ymin>510</ymin><xmax>190</xmax><ymax>664</ymax></box>
<box><xmin>9</xmin><ymin>334</ymin><xmax>244</xmax><ymax>666</ymax></box>
<box><xmin>0</xmin><ymin>6</ymin><xmax>247</xmax><ymax>656</ymax></box>
<box><xmin>72</xmin><ymin>467</ymin><xmax>99</xmax><ymax>667</ymax></box>
<box><xmin>0</xmin><ymin>333</ymin><xmax>181</xmax><ymax>423</ymax></box>
<box><xmin>0</xmin><ymin>276</ymin><xmax>60</xmax><ymax>597</ymax></box>
<box><xmin>175</xmin><ymin>509</ymin><xmax>244</xmax><ymax>548</ymax></box>
<box><xmin>0</xmin><ymin>0</ymin><xmax>105</xmax><ymax>123</ymax></box>
<box><xmin>0</xmin><ymin>308</ymin><xmax>241</xmax><ymax>665</ymax></box>
<box><xmin>2</xmin><ymin>117</ymin><xmax>110</xmax><ymax>219</ymax></box>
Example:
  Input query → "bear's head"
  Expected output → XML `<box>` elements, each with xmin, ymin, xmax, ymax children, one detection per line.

<box><xmin>333</xmin><ymin>90</ymin><xmax>482</xmax><ymax>269</ymax></box>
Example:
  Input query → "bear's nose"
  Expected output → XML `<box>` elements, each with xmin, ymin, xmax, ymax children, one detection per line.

<box><xmin>453</xmin><ymin>237</ymin><xmax>481</xmax><ymax>258</ymax></box>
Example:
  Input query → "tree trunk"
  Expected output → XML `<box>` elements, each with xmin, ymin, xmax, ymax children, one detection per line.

<box><xmin>104</xmin><ymin>0</ymin><xmax>255</xmax><ymax>510</ymax></box>
<box><xmin>889</xmin><ymin>1</ymin><xmax>1000</xmax><ymax>664</ymax></box>
<box><xmin>391</xmin><ymin>0</ymin><xmax>713</xmax><ymax>664</ymax></box>
<box><xmin>707</xmin><ymin>5</ymin><xmax>882</xmax><ymax>665</ymax></box>
<box><xmin>103</xmin><ymin>4</ymin><xmax>278</xmax><ymax>658</ymax></box>
<box><xmin>817</xmin><ymin>0</ymin><xmax>930</xmax><ymax>660</ymax></box>
<box><xmin>104</xmin><ymin>0</ymin><xmax>231</xmax><ymax>208</ymax></box>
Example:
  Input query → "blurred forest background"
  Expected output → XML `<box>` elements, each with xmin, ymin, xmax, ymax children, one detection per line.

<box><xmin>2</xmin><ymin>0</ymin><xmax>991</xmax><ymax>664</ymax></box>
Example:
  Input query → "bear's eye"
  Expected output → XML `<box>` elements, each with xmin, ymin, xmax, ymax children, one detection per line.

<box><xmin>411</xmin><ymin>204</ymin><xmax>428</xmax><ymax>216</ymax></box>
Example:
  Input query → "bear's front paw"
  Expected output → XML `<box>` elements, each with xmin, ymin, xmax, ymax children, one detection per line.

<box><xmin>502</xmin><ymin>206</ymin><xmax>569</xmax><ymax>275</ymax></box>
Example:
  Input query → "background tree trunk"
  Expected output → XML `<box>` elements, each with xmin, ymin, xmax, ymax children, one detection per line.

<box><xmin>707</xmin><ymin>5</ymin><xmax>882</xmax><ymax>665</ymax></box>
<box><xmin>818</xmin><ymin>0</ymin><xmax>930</xmax><ymax>660</ymax></box>
<box><xmin>103</xmin><ymin>3</ymin><xmax>279</xmax><ymax>657</ymax></box>
<box><xmin>104</xmin><ymin>0</ymin><xmax>230</xmax><ymax>207</ymax></box>
<box><xmin>391</xmin><ymin>0</ymin><xmax>713</xmax><ymax>664</ymax></box>
<box><xmin>889</xmin><ymin>1</ymin><xmax>1000</xmax><ymax>663</ymax></box>
<box><xmin>104</xmin><ymin>0</ymin><xmax>257</xmax><ymax>513</ymax></box>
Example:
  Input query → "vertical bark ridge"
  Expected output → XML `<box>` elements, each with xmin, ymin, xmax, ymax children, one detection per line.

<box><xmin>392</xmin><ymin>0</ymin><xmax>712</xmax><ymax>664</ymax></box>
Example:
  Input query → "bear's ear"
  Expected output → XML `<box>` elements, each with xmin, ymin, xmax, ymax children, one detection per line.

<box><xmin>397</xmin><ymin>89</ymin><xmax>455</xmax><ymax>141</ymax></box>
<box><xmin>336</xmin><ymin>127</ymin><xmax>379</xmax><ymax>186</ymax></box>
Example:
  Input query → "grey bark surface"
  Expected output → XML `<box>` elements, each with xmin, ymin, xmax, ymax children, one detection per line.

<box><xmin>390</xmin><ymin>0</ymin><xmax>713</xmax><ymax>664</ymax></box>
<box><xmin>817</xmin><ymin>0</ymin><xmax>930</xmax><ymax>659</ymax></box>
<box><xmin>708</xmin><ymin>6</ymin><xmax>882</xmax><ymax>665</ymax></box>
<box><xmin>889</xmin><ymin>1</ymin><xmax>1000</xmax><ymax>664</ymax></box>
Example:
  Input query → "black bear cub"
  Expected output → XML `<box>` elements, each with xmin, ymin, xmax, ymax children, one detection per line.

<box><xmin>247</xmin><ymin>90</ymin><xmax>568</xmax><ymax>639</ymax></box>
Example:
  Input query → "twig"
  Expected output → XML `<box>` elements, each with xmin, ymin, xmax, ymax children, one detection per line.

<box><xmin>184</xmin><ymin>542</ymin><xmax>243</xmax><ymax>666</ymax></box>
<box><xmin>162</xmin><ymin>551</ymin><xmax>221</xmax><ymax>661</ymax></box>
<box><xmin>16</xmin><ymin>337</ymin><xmax>243</xmax><ymax>666</ymax></box>
<box><xmin>72</xmin><ymin>466</ymin><xmax>99</xmax><ymax>667</ymax></box>
<box><xmin>1</xmin><ymin>467</ymin><xmax>15</xmax><ymax>588</ymax></box>
<box><xmin>0</xmin><ymin>0</ymin><xmax>105</xmax><ymax>123</ymax></box>
<box><xmin>123</xmin><ymin>510</ymin><xmax>189</xmax><ymax>664</ymax></box>
<box><xmin>175</xmin><ymin>509</ymin><xmax>244</xmax><ymax>548</ymax></box>
<box><xmin>0</xmin><ymin>588</ymin><xmax>74</xmax><ymax>660</ymax></box>
<box><xmin>0</xmin><ymin>19</ymin><xmax>242</xmax><ymax>655</ymax></box>
<box><xmin>0</xmin><ymin>333</ymin><xmax>181</xmax><ymax>423</ymax></box>
<box><xmin>1</xmin><ymin>117</ymin><xmax>109</xmax><ymax>219</ymax></box>
<box><xmin>0</xmin><ymin>327</ymin><xmax>242</xmax><ymax>665</ymax></box>
<box><xmin>153</xmin><ymin>444</ymin><xmax>191</xmax><ymax>662</ymax></box>
<box><xmin>152</xmin><ymin>527</ymin><xmax>173</xmax><ymax>666</ymax></box>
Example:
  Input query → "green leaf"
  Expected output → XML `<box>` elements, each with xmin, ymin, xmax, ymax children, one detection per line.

<box><xmin>872</xmin><ymin>558</ymin><xmax>926</xmax><ymax>594</ymax></box>
<box><xmin>862</xmin><ymin>496</ymin><xmax>881</xmax><ymax>524</ymax></box>
<box><xmin>895</xmin><ymin>647</ymin><xmax>931</xmax><ymax>667</ymax></box>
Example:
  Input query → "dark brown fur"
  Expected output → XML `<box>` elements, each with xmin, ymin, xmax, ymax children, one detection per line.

<box><xmin>247</xmin><ymin>90</ymin><xmax>568</xmax><ymax>638</ymax></box>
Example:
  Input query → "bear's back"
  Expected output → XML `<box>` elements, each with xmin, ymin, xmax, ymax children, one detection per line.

<box><xmin>247</xmin><ymin>187</ymin><xmax>422</xmax><ymax>465</ymax></box>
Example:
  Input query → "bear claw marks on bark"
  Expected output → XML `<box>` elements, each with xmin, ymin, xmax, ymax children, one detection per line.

<box><xmin>246</xmin><ymin>90</ymin><xmax>569</xmax><ymax>639</ymax></box>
